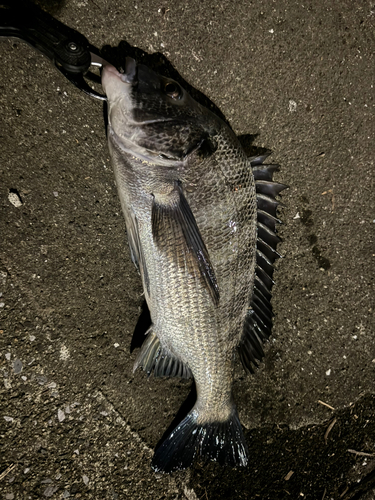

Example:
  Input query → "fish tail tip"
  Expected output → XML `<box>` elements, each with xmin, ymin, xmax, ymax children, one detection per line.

<box><xmin>151</xmin><ymin>408</ymin><xmax>248</xmax><ymax>473</ymax></box>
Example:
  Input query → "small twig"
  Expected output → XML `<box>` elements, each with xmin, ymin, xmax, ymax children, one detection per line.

<box><xmin>339</xmin><ymin>486</ymin><xmax>349</xmax><ymax>498</ymax></box>
<box><xmin>321</xmin><ymin>189</ymin><xmax>335</xmax><ymax>211</ymax></box>
<box><xmin>0</xmin><ymin>463</ymin><xmax>16</xmax><ymax>481</ymax></box>
<box><xmin>199</xmin><ymin>488</ymin><xmax>209</xmax><ymax>500</ymax></box>
<box><xmin>284</xmin><ymin>470</ymin><xmax>294</xmax><ymax>481</ymax></box>
<box><xmin>324</xmin><ymin>418</ymin><xmax>337</xmax><ymax>444</ymax></box>
<box><xmin>347</xmin><ymin>449</ymin><xmax>375</xmax><ymax>457</ymax></box>
<box><xmin>321</xmin><ymin>487</ymin><xmax>327</xmax><ymax>500</ymax></box>
<box><xmin>318</xmin><ymin>400</ymin><xmax>335</xmax><ymax>411</ymax></box>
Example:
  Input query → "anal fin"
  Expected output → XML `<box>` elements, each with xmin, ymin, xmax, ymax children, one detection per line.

<box><xmin>133</xmin><ymin>328</ymin><xmax>192</xmax><ymax>379</ymax></box>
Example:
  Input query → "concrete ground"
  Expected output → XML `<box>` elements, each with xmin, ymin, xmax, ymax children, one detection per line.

<box><xmin>0</xmin><ymin>0</ymin><xmax>374</xmax><ymax>498</ymax></box>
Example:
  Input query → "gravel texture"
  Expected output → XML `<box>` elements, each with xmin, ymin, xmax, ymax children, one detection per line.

<box><xmin>0</xmin><ymin>0</ymin><xmax>374</xmax><ymax>498</ymax></box>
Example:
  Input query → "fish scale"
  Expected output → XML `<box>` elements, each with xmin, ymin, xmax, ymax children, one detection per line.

<box><xmin>102</xmin><ymin>58</ymin><xmax>285</xmax><ymax>472</ymax></box>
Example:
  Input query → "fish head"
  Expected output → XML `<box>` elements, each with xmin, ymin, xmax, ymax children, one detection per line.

<box><xmin>102</xmin><ymin>58</ymin><xmax>219</xmax><ymax>167</ymax></box>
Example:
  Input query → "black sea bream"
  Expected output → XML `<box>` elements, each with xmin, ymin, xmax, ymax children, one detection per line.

<box><xmin>102</xmin><ymin>58</ymin><xmax>285</xmax><ymax>472</ymax></box>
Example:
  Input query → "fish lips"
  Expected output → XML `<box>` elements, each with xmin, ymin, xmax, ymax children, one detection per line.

<box><xmin>102</xmin><ymin>58</ymin><xmax>161</xmax><ymax>97</ymax></box>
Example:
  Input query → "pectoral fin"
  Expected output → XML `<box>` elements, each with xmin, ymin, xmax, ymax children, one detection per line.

<box><xmin>152</xmin><ymin>183</ymin><xmax>220</xmax><ymax>305</ymax></box>
<box><xmin>126</xmin><ymin>211</ymin><xmax>150</xmax><ymax>296</ymax></box>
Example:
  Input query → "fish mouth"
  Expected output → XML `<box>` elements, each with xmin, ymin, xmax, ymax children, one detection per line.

<box><xmin>103</xmin><ymin>57</ymin><xmax>138</xmax><ymax>85</ymax></box>
<box><xmin>101</xmin><ymin>57</ymin><xmax>138</xmax><ymax>98</ymax></box>
<box><xmin>122</xmin><ymin>57</ymin><xmax>137</xmax><ymax>84</ymax></box>
<box><xmin>124</xmin><ymin>117</ymin><xmax>179</xmax><ymax>127</ymax></box>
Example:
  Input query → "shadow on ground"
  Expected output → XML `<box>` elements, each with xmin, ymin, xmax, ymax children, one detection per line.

<box><xmin>189</xmin><ymin>394</ymin><xmax>375</xmax><ymax>499</ymax></box>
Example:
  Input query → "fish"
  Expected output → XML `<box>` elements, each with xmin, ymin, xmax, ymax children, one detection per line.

<box><xmin>101</xmin><ymin>57</ymin><xmax>286</xmax><ymax>473</ymax></box>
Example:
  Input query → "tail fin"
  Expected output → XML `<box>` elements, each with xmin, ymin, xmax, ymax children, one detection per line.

<box><xmin>151</xmin><ymin>408</ymin><xmax>248</xmax><ymax>473</ymax></box>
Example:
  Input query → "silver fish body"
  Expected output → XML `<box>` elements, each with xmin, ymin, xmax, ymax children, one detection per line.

<box><xmin>102</xmin><ymin>59</ymin><xmax>284</xmax><ymax>472</ymax></box>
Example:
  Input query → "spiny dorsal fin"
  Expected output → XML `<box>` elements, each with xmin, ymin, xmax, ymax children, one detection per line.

<box><xmin>257</xmin><ymin>210</ymin><xmax>282</xmax><ymax>232</ymax></box>
<box><xmin>239</xmin><ymin>153</ymin><xmax>287</xmax><ymax>374</ymax></box>
<box><xmin>248</xmin><ymin>153</ymin><xmax>272</xmax><ymax>166</ymax></box>
<box><xmin>133</xmin><ymin>328</ymin><xmax>192</xmax><ymax>379</ymax></box>
<box><xmin>257</xmin><ymin>193</ymin><xmax>281</xmax><ymax>218</ymax></box>
<box><xmin>255</xmin><ymin>180</ymin><xmax>288</xmax><ymax>197</ymax></box>
<box><xmin>252</xmin><ymin>164</ymin><xmax>280</xmax><ymax>181</ymax></box>
<box><xmin>152</xmin><ymin>182</ymin><xmax>220</xmax><ymax>305</ymax></box>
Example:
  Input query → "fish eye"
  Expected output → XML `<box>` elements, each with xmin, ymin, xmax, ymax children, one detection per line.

<box><xmin>164</xmin><ymin>82</ymin><xmax>182</xmax><ymax>99</ymax></box>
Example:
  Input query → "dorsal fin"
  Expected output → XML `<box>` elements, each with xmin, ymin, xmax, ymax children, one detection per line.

<box><xmin>238</xmin><ymin>154</ymin><xmax>287</xmax><ymax>374</ymax></box>
<box><xmin>255</xmin><ymin>180</ymin><xmax>287</xmax><ymax>197</ymax></box>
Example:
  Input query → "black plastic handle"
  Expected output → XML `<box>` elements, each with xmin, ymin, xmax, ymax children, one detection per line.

<box><xmin>0</xmin><ymin>1</ymin><xmax>92</xmax><ymax>73</ymax></box>
<box><xmin>0</xmin><ymin>1</ymin><xmax>109</xmax><ymax>99</ymax></box>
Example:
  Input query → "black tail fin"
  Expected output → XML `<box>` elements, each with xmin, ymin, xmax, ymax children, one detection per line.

<box><xmin>151</xmin><ymin>408</ymin><xmax>248</xmax><ymax>473</ymax></box>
